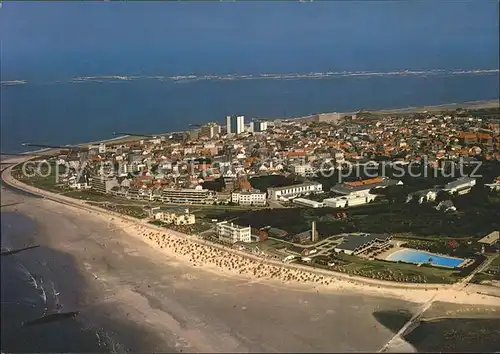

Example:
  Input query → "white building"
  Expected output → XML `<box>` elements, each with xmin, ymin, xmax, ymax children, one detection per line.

<box><xmin>323</xmin><ymin>193</ymin><xmax>376</xmax><ymax>208</ymax></box>
<box><xmin>231</xmin><ymin>190</ymin><xmax>267</xmax><ymax>206</ymax></box>
<box><xmin>159</xmin><ymin>186</ymin><xmax>215</xmax><ymax>204</ymax></box>
<box><xmin>292</xmin><ymin>164</ymin><xmax>314</xmax><ymax>177</ymax></box>
<box><xmin>443</xmin><ymin>177</ymin><xmax>476</xmax><ymax>195</ymax></box>
<box><xmin>153</xmin><ymin>209</ymin><xmax>196</xmax><ymax>225</ymax></box>
<box><xmin>292</xmin><ymin>198</ymin><xmax>324</xmax><ymax>208</ymax></box>
<box><xmin>267</xmin><ymin>182</ymin><xmax>323</xmax><ymax>201</ymax></box>
<box><xmin>216</xmin><ymin>221</ymin><xmax>251</xmax><ymax>244</ymax></box>
<box><xmin>226</xmin><ymin>115</ymin><xmax>245</xmax><ymax>135</ymax></box>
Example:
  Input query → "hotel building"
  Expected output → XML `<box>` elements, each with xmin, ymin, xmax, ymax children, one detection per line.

<box><xmin>216</xmin><ymin>221</ymin><xmax>252</xmax><ymax>244</ymax></box>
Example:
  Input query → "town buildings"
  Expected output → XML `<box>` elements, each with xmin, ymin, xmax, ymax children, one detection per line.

<box><xmin>292</xmin><ymin>198</ymin><xmax>324</xmax><ymax>208</ymax></box>
<box><xmin>443</xmin><ymin>177</ymin><xmax>476</xmax><ymax>195</ymax></box>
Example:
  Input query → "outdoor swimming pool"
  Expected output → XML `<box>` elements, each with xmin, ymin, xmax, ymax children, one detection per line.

<box><xmin>386</xmin><ymin>249</ymin><xmax>464</xmax><ymax>268</ymax></box>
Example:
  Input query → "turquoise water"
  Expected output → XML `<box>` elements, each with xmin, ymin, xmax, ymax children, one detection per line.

<box><xmin>387</xmin><ymin>249</ymin><xmax>464</xmax><ymax>268</ymax></box>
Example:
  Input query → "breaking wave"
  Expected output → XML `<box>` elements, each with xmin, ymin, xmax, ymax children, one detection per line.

<box><xmin>2</xmin><ymin>68</ymin><xmax>499</xmax><ymax>86</ymax></box>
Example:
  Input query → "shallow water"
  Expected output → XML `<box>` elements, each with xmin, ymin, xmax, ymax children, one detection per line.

<box><xmin>405</xmin><ymin>318</ymin><xmax>500</xmax><ymax>352</ymax></box>
<box><xmin>373</xmin><ymin>309</ymin><xmax>500</xmax><ymax>353</ymax></box>
<box><xmin>0</xmin><ymin>212</ymin><xmax>116</xmax><ymax>353</ymax></box>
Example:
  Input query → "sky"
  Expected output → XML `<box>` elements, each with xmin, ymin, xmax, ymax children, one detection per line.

<box><xmin>1</xmin><ymin>1</ymin><xmax>498</xmax><ymax>78</ymax></box>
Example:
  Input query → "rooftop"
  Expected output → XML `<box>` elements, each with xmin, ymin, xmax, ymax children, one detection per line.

<box><xmin>268</xmin><ymin>181</ymin><xmax>322</xmax><ymax>192</ymax></box>
<box><xmin>331</xmin><ymin>177</ymin><xmax>399</xmax><ymax>194</ymax></box>
<box><xmin>478</xmin><ymin>231</ymin><xmax>499</xmax><ymax>245</ymax></box>
<box><xmin>335</xmin><ymin>233</ymin><xmax>391</xmax><ymax>252</ymax></box>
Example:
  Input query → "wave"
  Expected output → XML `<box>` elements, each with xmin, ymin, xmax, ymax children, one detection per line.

<box><xmin>3</xmin><ymin>68</ymin><xmax>499</xmax><ymax>87</ymax></box>
<box><xmin>69</xmin><ymin>68</ymin><xmax>500</xmax><ymax>83</ymax></box>
<box><xmin>17</xmin><ymin>261</ymin><xmax>47</xmax><ymax>309</ymax></box>
<box><xmin>0</xmin><ymin>80</ymin><xmax>27</xmax><ymax>86</ymax></box>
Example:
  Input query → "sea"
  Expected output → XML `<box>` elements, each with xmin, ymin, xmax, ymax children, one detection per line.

<box><xmin>1</xmin><ymin>1</ymin><xmax>499</xmax><ymax>352</ymax></box>
<box><xmin>0</xmin><ymin>180</ymin><xmax>141</xmax><ymax>353</ymax></box>
<box><xmin>1</xmin><ymin>1</ymin><xmax>499</xmax><ymax>153</ymax></box>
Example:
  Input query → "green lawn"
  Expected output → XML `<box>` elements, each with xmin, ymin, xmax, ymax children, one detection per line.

<box><xmin>314</xmin><ymin>254</ymin><xmax>460</xmax><ymax>284</ymax></box>
<box><xmin>471</xmin><ymin>255</ymin><xmax>500</xmax><ymax>284</ymax></box>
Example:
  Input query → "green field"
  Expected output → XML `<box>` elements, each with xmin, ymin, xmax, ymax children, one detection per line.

<box><xmin>88</xmin><ymin>202</ymin><xmax>147</xmax><ymax>219</ymax></box>
<box><xmin>203</xmin><ymin>187</ymin><xmax>500</xmax><ymax>240</ymax></box>
<box><xmin>471</xmin><ymin>255</ymin><xmax>500</xmax><ymax>284</ymax></box>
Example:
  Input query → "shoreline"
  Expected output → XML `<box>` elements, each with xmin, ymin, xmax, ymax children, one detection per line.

<box><xmin>0</xmin><ymin>188</ymin><xmax>421</xmax><ymax>353</ymax></box>
<box><xmin>1</xmin><ymin>99</ymin><xmax>498</xmax><ymax>156</ymax></box>
<box><xmin>283</xmin><ymin>99</ymin><xmax>499</xmax><ymax>121</ymax></box>
<box><xmin>2</xmin><ymin>162</ymin><xmax>500</xmax><ymax>307</ymax></box>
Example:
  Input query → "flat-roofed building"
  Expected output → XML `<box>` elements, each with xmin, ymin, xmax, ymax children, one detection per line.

<box><xmin>330</xmin><ymin>177</ymin><xmax>402</xmax><ymax>196</ymax></box>
<box><xmin>313</xmin><ymin>112</ymin><xmax>341</xmax><ymax>124</ymax></box>
<box><xmin>323</xmin><ymin>193</ymin><xmax>376</xmax><ymax>208</ymax></box>
<box><xmin>90</xmin><ymin>176</ymin><xmax>119</xmax><ymax>194</ymax></box>
<box><xmin>267</xmin><ymin>181</ymin><xmax>323</xmax><ymax>201</ymax></box>
<box><xmin>231</xmin><ymin>190</ymin><xmax>267</xmax><ymax>206</ymax></box>
<box><xmin>159</xmin><ymin>186</ymin><xmax>215</xmax><ymax>204</ymax></box>
<box><xmin>334</xmin><ymin>233</ymin><xmax>392</xmax><ymax>256</ymax></box>
<box><xmin>293</xmin><ymin>198</ymin><xmax>324</xmax><ymax>208</ymax></box>
<box><xmin>200</xmin><ymin>122</ymin><xmax>221</xmax><ymax>138</ymax></box>
<box><xmin>443</xmin><ymin>177</ymin><xmax>476</xmax><ymax>195</ymax></box>
<box><xmin>216</xmin><ymin>221</ymin><xmax>251</xmax><ymax>244</ymax></box>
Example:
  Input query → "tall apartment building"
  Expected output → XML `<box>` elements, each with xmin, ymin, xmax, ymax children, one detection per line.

<box><xmin>90</xmin><ymin>176</ymin><xmax>119</xmax><ymax>194</ymax></box>
<box><xmin>216</xmin><ymin>221</ymin><xmax>251</xmax><ymax>244</ymax></box>
<box><xmin>200</xmin><ymin>122</ymin><xmax>221</xmax><ymax>138</ymax></box>
<box><xmin>226</xmin><ymin>115</ymin><xmax>245</xmax><ymax>135</ymax></box>
<box><xmin>252</xmin><ymin>121</ymin><xmax>268</xmax><ymax>133</ymax></box>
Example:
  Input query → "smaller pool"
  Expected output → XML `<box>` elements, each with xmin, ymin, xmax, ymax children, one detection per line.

<box><xmin>387</xmin><ymin>249</ymin><xmax>464</xmax><ymax>268</ymax></box>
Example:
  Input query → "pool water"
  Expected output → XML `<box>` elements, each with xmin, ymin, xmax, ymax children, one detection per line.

<box><xmin>386</xmin><ymin>249</ymin><xmax>464</xmax><ymax>268</ymax></box>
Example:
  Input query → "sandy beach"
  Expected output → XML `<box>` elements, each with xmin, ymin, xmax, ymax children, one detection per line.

<box><xmin>2</xmin><ymin>160</ymin><xmax>500</xmax><ymax>352</ymax></box>
<box><xmin>1</xmin><ymin>180</ymin><xmax>420</xmax><ymax>352</ymax></box>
